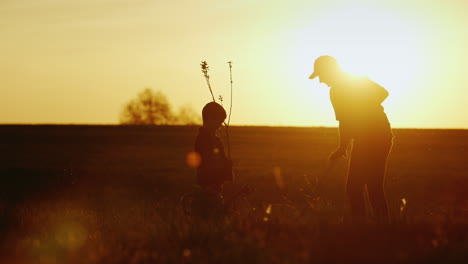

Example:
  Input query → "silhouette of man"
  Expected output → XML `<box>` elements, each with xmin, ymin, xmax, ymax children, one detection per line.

<box><xmin>309</xmin><ymin>55</ymin><xmax>393</xmax><ymax>224</ymax></box>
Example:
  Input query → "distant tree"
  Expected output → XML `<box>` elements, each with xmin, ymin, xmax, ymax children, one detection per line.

<box><xmin>120</xmin><ymin>88</ymin><xmax>173</xmax><ymax>125</ymax></box>
<box><xmin>120</xmin><ymin>88</ymin><xmax>201</xmax><ymax>125</ymax></box>
<box><xmin>174</xmin><ymin>104</ymin><xmax>202</xmax><ymax>125</ymax></box>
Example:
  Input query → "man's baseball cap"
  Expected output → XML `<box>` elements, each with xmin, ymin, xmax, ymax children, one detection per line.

<box><xmin>309</xmin><ymin>55</ymin><xmax>339</xmax><ymax>79</ymax></box>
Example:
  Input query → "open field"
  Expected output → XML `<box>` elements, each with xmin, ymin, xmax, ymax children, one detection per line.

<box><xmin>0</xmin><ymin>125</ymin><xmax>467</xmax><ymax>263</ymax></box>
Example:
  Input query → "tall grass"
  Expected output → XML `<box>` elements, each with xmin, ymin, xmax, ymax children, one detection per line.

<box><xmin>0</xmin><ymin>125</ymin><xmax>467</xmax><ymax>263</ymax></box>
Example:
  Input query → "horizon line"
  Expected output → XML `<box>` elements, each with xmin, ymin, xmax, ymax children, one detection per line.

<box><xmin>0</xmin><ymin>123</ymin><xmax>467</xmax><ymax>130</ymax></box>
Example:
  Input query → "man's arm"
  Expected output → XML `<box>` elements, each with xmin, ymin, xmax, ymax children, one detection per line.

<box><xmin>329</xmin><ymin>121</ymin><xmax>352</xmax><ymax>161</ymax></box>
<box><xmin>372</xmin><ymin>81</ymin><xmax>389</xmax><ymax>104</ymax></box>
<box><xmin>338</xmin><ymin>121</ymin><xmax>352</xmax><ymax>150</ymax></box>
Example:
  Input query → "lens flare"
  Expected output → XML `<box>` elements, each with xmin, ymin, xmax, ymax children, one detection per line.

<box><xmin>273</xmin><ymin>166</ymin><xmax>284</xmax><ymax>189</ymax></box>
<box><xmin>182</xmin><ymin>248</ymin><xmax>192</xmax><ymax>257</ymax></box>
<box><xmin>55</xmin><ymin>222</ymin><xmax>87</xmax><ymax>250</ymax></box>
<box><xmin>400</xmin><ymin>198</ymin><xmax>407</xmax><ymax>215</ymax></box>
<box><xmin>186</xmin><ymin>151</ymin><xmax>202</xmax><ymax>168</ymax></box>
<box><xmin>266</xmin><ymin>204</ymin><xmax>272</xmax><ymax>215</ymax></box>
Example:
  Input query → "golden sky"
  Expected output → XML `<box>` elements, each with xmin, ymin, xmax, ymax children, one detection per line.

<box><xmin>1</xmin><ymin>0</ymin><xmax>467</xmax><ymax>128</ymax></box>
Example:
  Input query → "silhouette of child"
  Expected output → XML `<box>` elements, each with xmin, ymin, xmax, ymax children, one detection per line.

<box><xmin>192</xmin><ymin>102</ymin><xmax>233</xmax><ymax>214</ymax></box>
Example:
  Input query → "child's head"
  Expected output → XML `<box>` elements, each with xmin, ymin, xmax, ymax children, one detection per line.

<box><xmin>202</xmin><ymin>102</ymin><xmax>226</xmax><ymax>131</ymax></box>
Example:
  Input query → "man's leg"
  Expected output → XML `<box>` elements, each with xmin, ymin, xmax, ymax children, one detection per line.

<box><xmin>347</xmin><ymin>145</ymin><xmax>368</xmax><ymax>224</ymax></box>
<box><xmin>366</xmin><ymin>139</ymin><xmax>392</xmax><ymax>224</ymax></box>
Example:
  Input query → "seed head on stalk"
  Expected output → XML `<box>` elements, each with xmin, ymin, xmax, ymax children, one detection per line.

<box><xmin>200</xmin><ymin>61</ymin><xmax>215</xmax><ymax>102</ymax></box>
<box><xmin>227</xmin><ymin>61</ymin><xmax>233</xmax><ymax>127</ymax></box>
<box><xmin>224</xmin><ymin>61</ymin><xmax>233</xmax><ymax>158</ymax></box>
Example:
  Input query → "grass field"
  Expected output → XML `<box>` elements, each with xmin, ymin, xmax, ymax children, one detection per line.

<box><xmin>0</xmin><ymin>125</ymin><xmax>467</xmax><ymax>263</ymax></box>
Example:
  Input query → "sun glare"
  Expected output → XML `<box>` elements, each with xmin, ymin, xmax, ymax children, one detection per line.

<box><xmin>315</xmin><ymin>5</ymin><xmax>423</xmax><ymax>76</ymax></box>
<box><xmin>285</xmin><ymin>4</ymin><xmax>426</xmax><ymax>126</ymax></box>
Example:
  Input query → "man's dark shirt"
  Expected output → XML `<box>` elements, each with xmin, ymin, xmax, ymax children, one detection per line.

<box><xmin>330</xmin><ymin>76</ymin><xmax>392</xmax><ymax>140</ymax></box>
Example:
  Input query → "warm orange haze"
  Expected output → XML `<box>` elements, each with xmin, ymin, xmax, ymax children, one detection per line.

<box><xmin>1</xmin><ymin>126</ymin><xmax>467</xmax><ymax>263</ymax></box>
<box><xmin>1</xmin><ymin>0</ymin><xmax>467</xmax><ymax>128</ymax></box>
<box><xmin>1</xmin><ymin>1</ymin><xmax>468</xmax><ymax>263</ymax></box>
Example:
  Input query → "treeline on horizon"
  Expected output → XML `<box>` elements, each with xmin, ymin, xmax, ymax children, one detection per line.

<box><xmin>119</xmin><ymin>88</ymin><xmax>201</xmax><ymax>125</ymax></box>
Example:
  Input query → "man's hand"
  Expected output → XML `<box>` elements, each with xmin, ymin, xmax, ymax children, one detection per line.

<box><xmin>329</xmin><ymin>147</ymin><xmax>347</xmax><ymax>162</ymax></box>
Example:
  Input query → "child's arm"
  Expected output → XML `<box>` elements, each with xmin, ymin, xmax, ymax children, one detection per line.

<box><xmin>224</xmin><ymin>158</ymin><xmax>233</xmax><ymax>182</ymax></box>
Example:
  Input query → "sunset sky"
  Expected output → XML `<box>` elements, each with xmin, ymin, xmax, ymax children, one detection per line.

<box><xmin>1</xmin><ymin>0</ymin><xmax>467</xmax><ymax>128</ymax></box>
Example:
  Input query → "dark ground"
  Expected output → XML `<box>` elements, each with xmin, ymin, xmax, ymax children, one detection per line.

<box><xmin>0</xmin><ymin>125</ymin><xmax>467</xmax><ymax>263</ymax></box>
